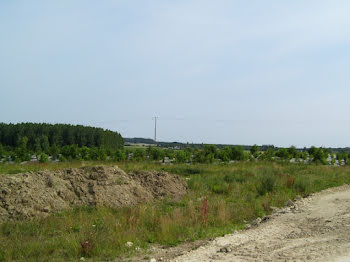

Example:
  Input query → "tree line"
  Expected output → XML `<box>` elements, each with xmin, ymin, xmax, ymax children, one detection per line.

<box><xmin>0</xmin><ymin>123</ymin><xmax>349</xmax><ymax>165</ymax></box>
<box><xmin>0</xmin><ymin>123</ymin><xmax>123</xmax><ymax>150</ymax></box>
<box><xmin>0</xmin><ymin>123</ymin><xmax>124</xmax><ymax>162</ymax></box>
<box><xmin>121</xmin><ymin>145</ymin><xmax>350</xmax><ymax>165</ymax></box>
<box><xmin>0</xmin><ymin>142</ymin><xmax>349</xmax><ymax>165</ymax></box>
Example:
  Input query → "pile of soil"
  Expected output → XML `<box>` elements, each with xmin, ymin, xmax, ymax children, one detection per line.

<box><xmin>0</xmin><ymin>166</ymin><xmax>187</xmax><ymax>221</ymax></box>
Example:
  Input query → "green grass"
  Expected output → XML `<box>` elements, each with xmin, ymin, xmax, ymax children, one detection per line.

<box><xmin>1</xmin><ymin>161</ymin><xmax>350</xmax><ymax>261</ymax></box>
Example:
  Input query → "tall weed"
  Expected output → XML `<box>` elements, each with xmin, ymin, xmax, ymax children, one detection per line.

<box><xmin>257</xmin><ymin>175</ymin><xmax>276</xmax><ymax>196</ymax></box>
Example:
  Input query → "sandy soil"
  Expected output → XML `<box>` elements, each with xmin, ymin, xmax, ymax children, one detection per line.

<box><xmin>167</xmin><ymin>184</ymin><xmax>350</xmax><ymax>262</ymax></box>
<box><xmin>0</xmin><ymin>166</ymin><xmax>187</xmax><ymax>221</ymax></box>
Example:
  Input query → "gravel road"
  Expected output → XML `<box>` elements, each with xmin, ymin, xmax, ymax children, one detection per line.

<box><xmin>170</xmin><ymin>184</ymin><xmax>350</xmax><ymax>262</ymax></box>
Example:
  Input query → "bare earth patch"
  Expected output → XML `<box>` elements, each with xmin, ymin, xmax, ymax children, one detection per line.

<box><xmin>164</xmin><ymin>184</ymin><xmax>350</xmax><ymax>262</ymax></box>
<box><xmin>0</xmin><ymin>166</ymin><xmax>187</xmax><ymax>221</ymax></box>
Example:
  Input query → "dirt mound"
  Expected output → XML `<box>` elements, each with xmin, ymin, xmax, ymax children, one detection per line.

<box><xmin>130</xmin><ymin>170</ymin><xmax>187</xmax><ymax>200</ymax></box>
<box><xmin>0</xmin><ymin>166</ymin><xmax>187</xmax><ymax>221</ymax></box>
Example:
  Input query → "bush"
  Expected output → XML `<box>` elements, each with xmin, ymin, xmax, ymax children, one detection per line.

<box><xmin>148</xmin><ymin>147</ymin><xmax>165</xmax><ymax>161</ymax></box>
<box><xmin>114</xmin><ymin>149</ymin><xmax>126</xmax><ymax>161</ymax></box>
<box><xmin>310</xmin><ymin>147</ymin><xmax>328</xmax><ymax>164</ymax></box>
<box><xmin>257</xmin><ymin>175</ymin><xmax>276</xmax><ymax>196</ymax></box>
<box><xmin>61</xmin><ymin>144</ymin><xmax>79</xmax><ymax>160</ymax></box>
<box><xmin>175</xmin><ymin>151</ymin><xmax>190</xmax><ymax>163</ymax></box>
<box><xmin>231</xmin><ymin>146</ymin><xmax>245</xmax><ymax>160</ymax></box>
<box><xmin>80</xmin><ymin>146</ymin><xmax>90</xmax><ymax>160</ymax></box>
<box><xmin>276</xmin><ymin>148</ymin><xmax>290</xmax><ymax>159</ymax></box>
<box><xmin>134</xmin><ymin>148</ymin><xmax>146</xmax><ymax>161</ymax></box>
<box><xmin>39</xmin><ymin>153</ymin><xmax>49</xmax><ymax>163</ymax></box>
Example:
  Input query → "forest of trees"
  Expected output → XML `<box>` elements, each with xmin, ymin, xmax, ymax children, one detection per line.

<box><xmin>0</xmin><ymin>123</ymin><xmax>124</xmax><ymax>162</ymax></box>
<box><xmin>0</xmin><ymin>123</ymin><xmax>123</xmax><ymax>150</ymax></box>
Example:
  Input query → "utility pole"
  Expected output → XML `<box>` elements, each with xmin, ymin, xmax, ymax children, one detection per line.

<box><xmin>153</xmin><ymin>116</ymin><xmax>158</xmax><ymax>143</ymax></box>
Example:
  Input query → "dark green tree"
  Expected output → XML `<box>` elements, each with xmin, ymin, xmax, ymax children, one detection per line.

<box><xmin>16</xmin><ymin>136</ymin><xmax>30</xmax><ymax>161</ymax></box>
<box><xmin>134</xmin><ymin>148</ymin><xmax>146</xmax><ymax>161</ymax></box>
<box><xmin>231</xmin><ymin>146</ymin><xmax>245</xmax><ymax>161</ymax></box>
<box><xmin>218</xmin><ymin>146</ymin><xmax>231</xmax><ymax>162</ymax></box>
<box><xmin>41</xmin><ymin>135</ymin><xmax>50</xmax><ymax>154</ymax></box>
<box><xmin>0</xmin><ymin>143</ymin><xmax>4</xmax><ymax>159</ymax></box>
<box><xmin>288</xmin><ymin>146</ymin><xmax>298</xmax><ymax>158</ymax></box>
<box><xmin>276</xmin><ymin>148</ymin><xmax>290</xmax><ymax>159</ymax></box>
<box><xmin>311</xmin><ymin>147</ymin><xmax>327</xmax><ymax>164</ymax></box>
<box><xmin>80</xmin><ymin>146</ymin><xmax>90</xmax><ymax>160</ymax></box>
<box><xmin>250</xmin><ymin>144</ymin><xmax>259</xmax><ymax>157</ymax></box>
<box><xmin>203</xmin><ymin>145</ymin><xmax>218</xmax><ymax>158</ymax></box>
<box><xmin>49</xmin><ymin>144</ymin><xmax>60</xmax><ymax>159</ymax></box>
<box><xmin>175</xmin><ymin>150</ymin><xmax>187</xmax><ymax>163</ymax></box>
<box><xmin>148</xmin><ymin>147</ymin><xmax>164</xmax><ymax>160</ymax></box>
<box><xmin>113</xmin><ymin>149</ymin><xmax>126</xmax><ymax>161</ymax></box>
<box><xmin>34</xmin><ymin>138</ymin><xmax>42</xmax><ymax>153</ymax></box>
<box><xmin>39</xmin><ymin>153</ymin><xmax>49</xmax><ymax>163</ymax></box>
<box><xmin>61</xmin><ymin>144</ymin><xmax>79</xmax><ymax>160</ymax></box>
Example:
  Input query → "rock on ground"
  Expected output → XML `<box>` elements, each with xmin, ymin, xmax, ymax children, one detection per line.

<box><xmin>0</xmin><ymin>166</ymin><xmax>187</xmax><ymax>221</ymax></box>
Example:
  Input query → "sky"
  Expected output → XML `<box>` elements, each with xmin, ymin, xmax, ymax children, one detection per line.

<box><xmin>1</xmin><ymin>0</ymin><xmax>350</xmax><ymax>148</ymax></box>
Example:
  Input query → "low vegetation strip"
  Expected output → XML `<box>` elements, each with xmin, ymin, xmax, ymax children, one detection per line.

<box><xmin>0</xmin><ymin>162</ymin><xmax>350</xmax><ymax>261</ymax></box>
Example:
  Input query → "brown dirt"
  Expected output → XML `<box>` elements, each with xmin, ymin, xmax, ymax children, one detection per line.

<box><xmin>165</xmin><ymin>184</ymin><xmax>350</xmax><ymax>262</ymax></box>
<box><xmin>0</xmin><ymin>166</ymin><xmax>187</xmax><ymax>221</ymax></box>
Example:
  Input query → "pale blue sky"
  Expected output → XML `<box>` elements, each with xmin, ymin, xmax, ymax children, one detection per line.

<box><xmin>1</xmin><ymin>1</ymin><xmax>350</xmax><ymax>147</ymax></box>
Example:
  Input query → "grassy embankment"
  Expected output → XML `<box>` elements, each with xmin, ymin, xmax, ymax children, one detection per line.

<box><xmin>0</xmin><ymin>161</ymin><xmax>350</xmax><ymax>261</ymax></box>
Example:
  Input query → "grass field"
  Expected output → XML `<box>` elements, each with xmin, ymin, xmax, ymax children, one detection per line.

<box><xmin>1</xmin><ymin>161</ymin><xmax>350</xmax><ymax>261</ymax></box>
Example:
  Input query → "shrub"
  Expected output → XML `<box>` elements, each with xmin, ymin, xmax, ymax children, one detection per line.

<box><xmin>276</xmin><ymin>148</ymin><xmax>290</xmax><ymax>159</ymax></box>
<box><xmin>231</xmin><ymin>146</ymin><xmax>245</xmax><ymax>160</ymax></box>
<box><xmin>39</xmin><ymin>153</ymin><xmax>49</xmax><ymax>163</ymax></box>
<box><xmin>257</xmin><ymin>175</ymin><xmax>276</xmax><ymax>196</ymax></box>
<box><xmin>58</xmin><ymin>155</ymin><xmax>66</xmax><ymax>162</ymax></box>
<box><xmin>114</xmin><ymin>149</ymin><xmax>126</xmax><ymax>161</ymax></box>
<box><xmin>80</xmin><ymin>147</ymin><xmax>90</xmax><ymax>160</ymax></box>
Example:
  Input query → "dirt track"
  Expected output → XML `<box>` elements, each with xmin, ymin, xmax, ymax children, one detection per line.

<box><xmin>170</xmin><ymin>184</ymin><xmax>350</xmax><ymax>262</ymax></box>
